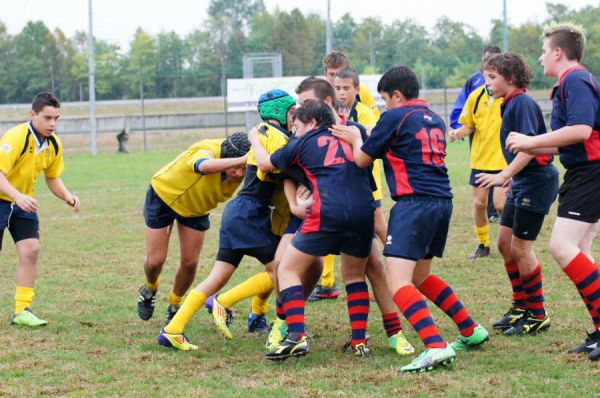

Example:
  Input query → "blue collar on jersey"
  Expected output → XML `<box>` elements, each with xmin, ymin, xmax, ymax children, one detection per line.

<box><xmin>28</xmin><ymin>121</ymin><xmax>46</xmax><ymax>145</ymax></box>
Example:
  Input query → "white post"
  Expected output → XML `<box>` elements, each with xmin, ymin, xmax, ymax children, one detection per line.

<box><xmin>87</xmin><ymin>0</ymin><xmax>97</xmax><ymax>155</ymax></box>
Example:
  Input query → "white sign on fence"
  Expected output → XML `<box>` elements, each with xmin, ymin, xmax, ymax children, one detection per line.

<box><xmin>227</xmin><ymin>75</ymin><xmax>383</xmax><ymax>111</ymax></box>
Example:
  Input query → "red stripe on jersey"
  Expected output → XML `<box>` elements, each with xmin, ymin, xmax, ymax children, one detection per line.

<box><xmin>534</xmin><ymin>154</ymin><xmax>553</xmax><ymax>166</ymax></box>
<box><xmin>385</xmin><ymin>150</ymin><xmax>414</xmax><ymax>197</ymax></box>
<box><xmin>583</xmin><ymin>130</ymin><xmax>600</xmax><ymax>163</ymax></box>
<box><xmin>299</xmin><ymin>166</ymin><xmax>321</xmax><ymax>233</ymax></box>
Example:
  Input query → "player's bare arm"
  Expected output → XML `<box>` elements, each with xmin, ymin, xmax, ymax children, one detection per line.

<box><xmin>506</xmin><ymin>125</ymin><xmax>592</xmax><ymax>154</ymax></box>
<box><xmin>45</xmin><ymin>177</ymin><xmax>80</xmax><ymax>212</ymax></box>
<box><xmin>448</xmin><ymin>125</ymin><xmax>474</xmax><ymax>142</ymax></box>
<box><xmin>197</xmin><ymin>154</ymin><xmax>248</xmax><ymax>174</ymax></box>
<box><xmin>475</xmin><ymin>151</ymin><xmax>533</xmax><ymax>189</ymax></box>
<box><xmin>329</xmin><ymin>124</ymin><xmax>373</xmax><ymax>167</ymax></box>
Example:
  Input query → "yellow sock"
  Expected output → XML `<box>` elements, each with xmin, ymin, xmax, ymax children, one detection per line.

<box><xmin>164</xmin><ymin>290</ymin><xmax>206</xmax><ymax>334</ymax></box>
<box><xmin>168</xmin><ymin>290</ymin><xmax>183</xmax><ymax>306</ymax></box>
<box><xmin>145</xmin><ymin>277</ymin><xmax>159</xmax><ymax>291</ymax></box>
<box><xmin>475</xmin><ymin>224</ymin><xmax>490</xmax><ymax>247</ymax></box>
<box><xmin>15</xmin><ymin>286</ymin><xmax>35</xmax><ymax>315</ymax></box>
<box><xmin>321</xmin><ymin>254</ymin><xmax>336</xmax><ymax>288</ymax></box>
<box><xmin>251</xmin><ymin>295</ymin><xmax>270</xmax><ymax>315</ymax></box>
<box><xmin>218</xmin><ymin>272</ymin><xmax>274</xmax><ymax>308</ymax></box>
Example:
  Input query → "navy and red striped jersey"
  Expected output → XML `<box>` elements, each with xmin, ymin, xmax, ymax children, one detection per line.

<box><xmin>500</xmin><ymin>89</ymin><xmax>553</xmax><ymax>170</ymax></box>
<box><xmin>551</xmin><ymin>66</ymin><xmax>600</xmax><ymax>169</ymax></box>
<box><xmin>361</xmin><ymin>100</ymin><xmax>452</xmax><ymax>200</ymax></box>
<box><xmin>270</xmin><ymin>125</ymin><xmax>375</xmax><ymax>234</ymax></box>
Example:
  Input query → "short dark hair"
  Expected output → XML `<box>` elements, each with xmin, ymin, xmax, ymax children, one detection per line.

<box><xmin>32</xmin><ymin>92</ymin><xmax>60</xmax><ymax>113</ymax></box>
<box><xmin>293</xmin><ymin>100</ymin><xmax>336</xmax><ymax>127</ymax></box>
<box><xmin>336</xmin><ymin>68</ymin><xmax>360</xmax><ymax>88</ymax></box>
<box><xmin>483</xmin><ymin>45</ymin><xmax>502</xmax><ymax>56</ymax></box>
<box><xmin>296</xmin><ymin>77</ymin><xmax>337</xmax><ymax>103</ymax></box>
<box><xmin>543</xmin><ymin>22</ymin><xmax>586</xmax><ymax>62</ymax></box>
<box><xmin>377</xmin><ymin>66</ymin><xmax>419</xmax><ymax>100</ymax></box>
<box><xmin>483</xmin><ymin>52</ymin><xmax>533</xmax><ymax>89</ymax></box>
<box><xmin>323</xmin><ymin>51</ymin><xmax>351</xmax><ymax>70</ymax></box>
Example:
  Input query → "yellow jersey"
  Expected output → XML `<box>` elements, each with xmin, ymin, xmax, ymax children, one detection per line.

<box><xmin>0</xmin><ymin>122</ymin><xmax>64</xmax><ymax>202</ymax></box>
<box><xmin>242</xmin><ymin>122</ymin><xmax>291</xmax><ymax>236</ymax></box>
<box><xmin>358</xmin><ymin>85</ymin><xmax>381</xmax><ymax>119</ymax></box>
<box><xmin>347</xmin><ymin>103</ymin><xmax>384</xmax><ymax>202</ymax></box>
<box><xmin>150</xmin><ymin>139</ymin><xmax>241</xmax><ymax>218</ymax></box>
<box><xmin>459</xmin><ymin>86</ymin><xmax>507</xmax><ymax>171</ymax></box>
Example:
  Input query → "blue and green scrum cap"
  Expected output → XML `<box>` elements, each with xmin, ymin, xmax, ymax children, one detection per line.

<box><xmin>257</xmin><ymin>89</ymin><xmax>296</xmax><ymax>129</ymax></box>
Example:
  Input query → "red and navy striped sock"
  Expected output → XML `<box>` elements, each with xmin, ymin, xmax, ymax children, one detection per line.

<box><xmin>505</xmin><ymin>259</ymin><xmax>527</xmax><ymax>309</ymax></box>
<box><xmin>581</xmin><ymin>294</ymin><xmax>600</xmax><ymax>330</ymax></box>
<box><xmin>563</xmin><ymin>252</ymin><xmax>600</xmax><ymax>329</ymax></box>
<box><xmin>521</xmin><ymin>264</ymin><xmax>546</xmax><ymax>319</ymax></box>
<box><xmin>275</xmin><ymin>296</ymin><xmax>286</xmax><ymax>321</ymax></box>
<box><xmin>418</xmin><ymin>274</ymin><xmax>476</xmax><ymax>337</ymax></box>
<box><xmin>280</xmin><ymin>285</ymin><xmax>305</xmax><ymax>339</ymax></box>
<box><xmin>345</xmin><ymin>281</ymin><xmax>370</xmax><ymax>347</ymax></box>
<box><xmin>393</xmin><ymin>285</ymin><xmax>446</xmax><ymax>349</ymax></box>
<box><xmin>382</xmin><ymin>312</ymin><xmax>402</xmax><ymax>337</ymax></box>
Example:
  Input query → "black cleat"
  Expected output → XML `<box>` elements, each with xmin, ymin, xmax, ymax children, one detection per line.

<box><xmin>165</xmin><ymin>304</ymin><xmax>180</xmax><ymax>325</ymax></box>
<box><xmin>468</xmin><ymin>244</ymin><xmax>490</xmax><ymax>259</ymax></box>
<box><xmin>308</xmin><ymin>283</ymin><xmax>341</xmax><ymax>302</ymax></box>
<box><xmin>504</xmin><ymin>311</ymin><xmax>550</xmax><ymax>336</ymax></box>
<box><xmin>264</xmin><ymin>335</ymin><xmax>309</xmax><ymax>361</ymax></box>
<box><xmin>568</xmin><ymin>330</ymin><xmax>600</xmax><ymax>354</ymax></box>
<box><xmin>137</xmin><ymin>285</ymin><xmax>157</xmax><ymax>321</ymax></box>
<box><xmin>492</xmin><ymin>307</ymin><xmax>526</xmax><ymax>330</ymax></box>
<box><xmin>589</xmin><ymin>345</ymin><xmax>600</xmax><ymax>361</ymax></box>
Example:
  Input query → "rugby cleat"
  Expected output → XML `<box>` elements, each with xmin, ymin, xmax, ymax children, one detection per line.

<box><xmin>11</xmin><ymin>308</ymin><xmax>47</xmax><ymax>327</ymax></box>
<box><xmin>568</xmin><ymin>330</ymin><xmax>600</xmax><ymax>354</ymax></box>
<box><xmin>400</xmin><ymin>345</ymin><xmax>456</xmax><ymax>373</ymax></box>
<box><xmin>308</xmin><ymin>284</ymin><xmax>341</xmax><ymax>302</ymax></box>
<box><xmin>212</xmin><ymin>299</ymin><xmax>233</xmax><ymax>339</ymax></box>
<box><xmin>265</xmin><ymin>318</ymin><xmax>288</xmax><ymax>350</ymax></box>
<box><xmin>468</xmin><ymin>244</ymin><xmax>490</xmax><ymax>259</ymax></box>
<box><xmin>265</xmin><ymin>334</ymin><xmax>309</xmax><ymax>361</ymax></box>
<box><xmin>157</xmin><ymin>328</ymin><xmax>198</xmax><ymax>351</ymax></box>
<box><xmin>589</xmin><ymin>345</ymin><xmax>600</xmax><ymax>361</ymax></box>
<box><xmin>388</xmin><ymin>331</ymin><xmax>415</xmax><ymax>356</ymax></box>
<box><xmin>504</xmin><ymin>311</ymin><xmax>550</xmax><ymax>336</ymax></box>
<box><xmin>451</xmin><ymin>324</ymin><xmax>490</xmax><ymax>350</ymax></box>
<box><xmin>492</xmin><ymin>307</ymin><xmax>526</xmax><ymax>330</ymax></box>
<box><xmin>165</xmin><ymin>304</ymin><xmax>180</xmax><ymax>325</ymax></box>
<box><xmin>342</xmin><ymin>338</ymin><xmax>372</xmax><ymax>357</ymax></box>
<box><xmin>247</xmin><ymin>313</ymin><xmax>269</xmax><ymax>333</ymax></box>
<box><xmin>137</xmin><ymin>285</ymin><xmax>157</xmax><ymax>321</ymax></box>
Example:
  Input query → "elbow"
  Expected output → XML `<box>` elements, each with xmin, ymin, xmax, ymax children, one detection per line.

<box><xmin>581</xmin><ymin>126</ymin><xmax>594</xmax><ymax>140</ymax></box>
<box><xmin>256</xmin><ymin>162</ymin><xmax>275</xmax><ymax>173</ymax></box>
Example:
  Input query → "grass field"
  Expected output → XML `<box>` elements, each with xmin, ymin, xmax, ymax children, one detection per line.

<box><xmin>0</xmin><ymin>137</ymin><xmax>599</xmax><ymax>397</ymax></box>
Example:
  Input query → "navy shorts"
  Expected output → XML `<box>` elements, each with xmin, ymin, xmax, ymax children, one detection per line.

<box><xmin>470</xmin><ymin>169</ymin><xmax>502</xmax><ymax>187</ymax></box>
<box><xmin>284</xmin><ymin>215</ymin><xmax>303</xmax><ymax>235</ymax></box>
<box><xmin>219</xmin><ymin>196</ymin><xmax>279</xmax><ymax>251</ymax></box>
<box><xmin>216</xmin><ymin>245</ymin><xmax>278</xmax><ymax>267</ymax></box>
<box><xmin>509</xmin><ymin>166</ymin><xmax>559</xmax><ymax>215</ymax></box>
<box><xmin>557</xmin><ymin>161</ymin><xmax>600</xmax><ymax>223</ymax></box>
<box><xmin>384</xmin><ymin>196</ymin><xmax>453</xmax><ymax>261</ymax></box>
<box><xmin>0</xmin><ymin>200</ymin><xmax>39</xmax><ymax>251</ymax></box>
<box><xmin>292</xmin><ymin>230</ymin><xmax>373</xmax><ymax>258</ymax></box>
<box><xmin>143</xmin><ymin>186</ymin><xmax>210</xmax><ymax>231</ymax></box>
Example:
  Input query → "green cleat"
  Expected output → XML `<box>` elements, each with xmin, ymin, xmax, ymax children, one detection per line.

<box><xmin>451</xmin><ymin>324</ymin><xmax>490</xmax><ymax>350</ymax></box>
<box><xmin>11</xmin><ymin>308</ymin><xmax>47</xmax><ymax>327</ymax></box>
<box><xmin>388</xmin><ymin>331</ymin><xmax>415</xmax><ymax>356</ymax></box>
<box><xmin>265</xmin><ymin>318</ymin><xmax>288</xmax><ymax>350</ymax></box>
<box><xmin>400</xmin><ymin>345</ymin><xmax>456</xmax><ymax>373</ymax></box>
<box><xmin>212</xmin><ymin>299</ymin><xmax>233</xmax><ymax>339</ymax></box>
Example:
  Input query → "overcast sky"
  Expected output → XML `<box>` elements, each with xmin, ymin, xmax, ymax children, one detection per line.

<box><xmin>2</xmin><ymin>0</ymin><xmax>599</xmax><ymax>51</ymax></box>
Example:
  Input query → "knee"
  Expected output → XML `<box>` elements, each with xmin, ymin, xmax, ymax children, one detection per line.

<box><xmin>145</xmin><ymin>255</ymin><xmax>167</xmax><ymax>269</ymax></box>
<box><xmin>179</xmin><ymin>258</ymin><xmax>198</xmax><ymax>272</ymax></box>
<box><xmin>549</xmin><ymin>236</ymin><xmax>567</xmax><ymax>263</ymax></box>
<box><xmin>497</xmin><ymin>239</ymin><xmax>510</xmax><ymax>258</ymax></box>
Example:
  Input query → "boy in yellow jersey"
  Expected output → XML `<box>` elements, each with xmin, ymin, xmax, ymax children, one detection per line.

<box><xmin>314</xmin><ymin>52</ymin><xmax>383</xmax><ymax>298</ymax></box>
<box><xmin>137</xmin><ymin>132</ymin><xmax>250</xmax><ymax>324</ymax></box>
<box><xmin>157</xmin><ymin>89</ymin><xmax>296</xmax><ymax>350</ymax></box>
<box><xmin>0</xmin><ymin>92</ymin><xmax>80</xmax><ymax>327</ymax></box>
<box><xmin>448</xmin><ymin>77</ymin><xmax>507</xmax><ymax>259</ymax></box>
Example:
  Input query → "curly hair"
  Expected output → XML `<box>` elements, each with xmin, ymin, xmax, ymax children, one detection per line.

<box><xmin>483</xmin><ymin>52</ymin><xmax>533</xmax><ymax>89</ymax></box>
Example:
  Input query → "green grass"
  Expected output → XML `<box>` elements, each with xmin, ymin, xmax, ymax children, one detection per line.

<box><xmin>0</xmin><ymin>138</ymin><xmax>599</xmax><ymax>397</ymax></box>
